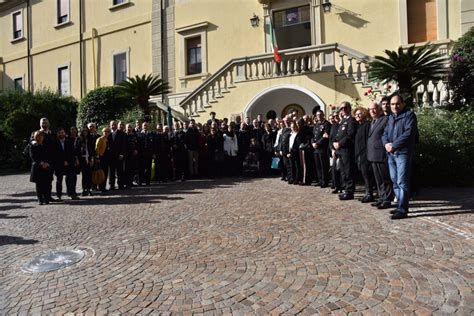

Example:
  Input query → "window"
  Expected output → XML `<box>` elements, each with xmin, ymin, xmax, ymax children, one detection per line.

<box><xmin>407</xmin><ymin>0</ymin><xmax>437</xmax><ymax>43</ymax></box>
<box><xmin>273</xmin><ymin>5</ymin><xmax>311</xmax><ymax>50</ymax></box>
<box><xmin>57</xmin><ymin>0</ymin><xmax>69</xmax><ymax>24</ymax></box>
<box><xmin>113</xmin><ymin>0</ymin><xmax>125</xmax><ymax>5</ymax></box>
<box><xmin>12</xmin><ymin>11</ymin><xmax>22</xmax><ymax>40</ymax></box>
<box><xmin>186</xmin><ymin>37</ymin><xmax>202</xmax><ymax>75</ymax></box>
<box><xmin>14</xmin><ymin>77</ymin><xmax>23</xmax><ymax>91</ymax></box>
<box><xmin>58</xmin><ymin>66</ymin><xmax>70</xmax><ymax>96</ymax></box>
<box><xmin>113</xmin><ymin>52</ymin><xmax>127</xmax><ymax>84</ymax></box>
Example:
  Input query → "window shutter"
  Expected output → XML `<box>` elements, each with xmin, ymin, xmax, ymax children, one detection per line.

<box><xmin>59</xmin><ymin>0</ymin><xmax>69</xmax><ymax>18</ymax></box>
<box><xmin>14</xmin><ymin>12</ymin><xmax>22</xmax><ymax>32</ymax></box>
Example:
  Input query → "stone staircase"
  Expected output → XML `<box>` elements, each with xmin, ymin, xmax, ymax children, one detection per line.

<box><xmin>178</xmin><ymin>42</ymin><xmax>452</xmax><ymax>118</ymax></box>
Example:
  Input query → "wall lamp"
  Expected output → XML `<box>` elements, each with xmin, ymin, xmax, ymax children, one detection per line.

<box><xmin>250</xmin><ymin>14</ymin><xmax>260</xmax><ymax>27</ymax></box>
<box><xmin>322</xmin><ymin>0</ymin><xmax>332</xmax><ymax>13</ymax></box>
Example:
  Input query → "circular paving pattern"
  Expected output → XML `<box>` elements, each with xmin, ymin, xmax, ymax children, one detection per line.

<box><xmin>0</xmin><ymin>175</ymin><xmax>473</xmax><ymax>314</ymax></box>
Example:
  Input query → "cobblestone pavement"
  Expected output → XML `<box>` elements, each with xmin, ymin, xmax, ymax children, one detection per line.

<box><xmin>0</xmin><ymin>174</ymin><xmax>473</xmax><ymax>315</ymax></box>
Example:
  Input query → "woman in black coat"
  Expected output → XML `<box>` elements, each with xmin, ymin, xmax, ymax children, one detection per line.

<box><xmin>76</xmin><ymin>127</ymin><xmax>95</xmax><ymax>196</ymax></box>
<box><xmin>354</xmin><ymin>107</ymin><xmax>375</xmax><ymax>203</ymax></box>
<box><xmin>287</xmin><ymin>121</ymin><xmax>302</xmax><ymax>185</ymax></box>
<box><xmin>206</xmin><ymin>127</ymin><xmax>224</xmax><ymax>178</ymax></box>
<box><xmin>29</xmin><ymin>131</ymin><xmax>54</xmax><ymax>205</ymax></box>
<box><xmin>261</xmin><ymin>123</ymin><xmax>276</xmax><ymax>174</ymax></box>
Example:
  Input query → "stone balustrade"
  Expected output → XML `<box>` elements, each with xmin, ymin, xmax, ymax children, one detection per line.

<box><xmin>180</xmin><ymin>42</ymin><xmax>451</xmax><ymax>118</ymax></box>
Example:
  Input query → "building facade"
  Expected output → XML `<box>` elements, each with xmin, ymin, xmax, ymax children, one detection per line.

<box><xmin>1</xmin><ymin>0</ymin><xmax>473</xmax><ymax>122</ymax></box>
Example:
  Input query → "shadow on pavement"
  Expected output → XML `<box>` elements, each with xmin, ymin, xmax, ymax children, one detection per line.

<box><xmin>0</xmin><ymin>205</ymin><xmax>34</xmax><ymax>212</ymax></box>
<box><xmin>0</xmin><ymin>214</ymin><xmax>28</xmax><ymax>219</ymax></box>
<box><xmin>0</xmin><ymin>235</ymin><xmax>39</xmax><ymax>247</ymax></box>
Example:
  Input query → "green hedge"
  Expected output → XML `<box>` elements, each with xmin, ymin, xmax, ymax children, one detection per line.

<box><xmin>414</xmin><ymin>108</ymin><xmax>474</xmax><ymax>186</ymax></box>
<box><xmin>77</xmin><ymin>86</ymin><xmax>133</xmax><ymax>127</ymax></box>
<box><xmin>0</xmin><ymin>89</ymin><xmax>78</xmax><ymax>170</ymax></box>
<box><xmin>448</xmin><ymin>27</ymin><xmax>474</xmax><ymax>110</ymax></box>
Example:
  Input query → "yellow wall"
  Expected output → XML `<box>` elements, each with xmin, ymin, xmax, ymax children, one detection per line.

<box><xmin>82</xmin><ymin>22</ymin><xmax>152</xmax><ymax>92</ymax></box>
<box><xmin>323</xmin><ymin>0</ymin><xmax>400</xmax><ymax>56</ymax></box>
<box><xmin>0</xmin><ymin>3</ymin><xmax>28</xmax><ymax>60</ymax></box>
<box><xmin>448</xmin><ymin>0</ymin><xmax>462</xmax><ymax>40</ymax></box>
<box><xmin>0</xmin><ymin>0</ymin><xmax>151</xmax><ymax>98</ymax></box>
<box><xmin>174</xmin><ymin>0</ymin><xmax>264</xmax><ymax>92</ymax></box>
<box><xmin>191</xmin><ymin>72</ymin><xmax>369</xmax><ymax>123</ymax></box>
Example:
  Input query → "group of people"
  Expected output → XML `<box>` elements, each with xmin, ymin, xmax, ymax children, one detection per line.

<box><xmin>272</xmin><ymin>94</ymin><xmax>418</xmax><ymax>220</ymax></box>
<box><xmin>28</xmin><ymin>94</ymin><xmax>417</xmax><ymax>219</ymax></box>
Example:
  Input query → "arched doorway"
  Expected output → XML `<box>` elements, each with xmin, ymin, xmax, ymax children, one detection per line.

<box><xmin>243</xmin><ymin>84</ymin><xmax>326</xmax><ymax>119</ymax></box>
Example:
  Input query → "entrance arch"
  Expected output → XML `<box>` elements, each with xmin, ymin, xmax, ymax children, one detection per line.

<box><xmin>243</xmin><ymin>84</ymin><xmax>326</xmax><ymax>119</ymax></box>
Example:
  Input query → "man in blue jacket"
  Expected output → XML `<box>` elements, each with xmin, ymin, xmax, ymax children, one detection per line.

<box><xmin>382</xmin><ymin>95</ymin><xmax>418</xmax><ymax>219</ymax></box>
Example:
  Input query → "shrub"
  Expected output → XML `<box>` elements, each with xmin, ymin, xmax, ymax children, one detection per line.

<box><xmin>448</xmin><ymin>27</ymin><xmax>474</xmax><ymax>110</ymax></box>
<box><xmin>0</xmin><ymin>89</ymin><xmax>78</xmax><ymax>171</ymax></box>
<box><xmin>414</xmin><ymin>108</ymin><xmax>474</xmax><ymax>186</ymax></box>
<box><xmin>77</xmin><ymin>86</ymin><xmax>133</xmax><ymax>127</ymax></box>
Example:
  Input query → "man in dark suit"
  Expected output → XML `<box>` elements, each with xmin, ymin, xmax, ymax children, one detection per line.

<box><xmin>367</xmin><ymin>101</ymin><xmax>393</xmax><ymax>209</ymax></box>
<box><xmin>124</xmin><ymin>123</ymin><xmax>139</xmax><ymax>187</ymax></box>
<box><xmin>39</xmin><ymin>118</ymin><xmax>56</xmax><ymax>202</ymax></box>
<box><xmin>108</xmin><ymin>120</ymin><xmax>127</xmax><ymax>189</ymax></box>
<box><xmin>54</xmin><ymin>128</ymin><xmax>79</xmax><ymax>200</ymax></box>
<box><xmin>333</xmin><ymin>101</ymin><xmax>357</xmax><ymax>200</ymax></box>
<box><xmin>137</xmin><ymin>122</ymin><xmax>155</xmax><ymax>185</ymax></box>
<box><xmin>279</xmin><ymin>116</ymin><xmax>293</xmax><ymax>184</ymax></box>
<box><xmin>312</xmin><ymin>111</ymin><xmax>331</xmax><ymax>187</ymax></box>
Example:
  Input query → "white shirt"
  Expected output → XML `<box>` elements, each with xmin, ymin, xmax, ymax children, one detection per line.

<box><xmin>223</xmin><ymin>133</ymin><xmax>239</xmax><ymax>156</ymax></box>
<box><xmin>274</xmin><ymin>129</ymin><xmax>283</xmax><ymax>148</ymax></box>
<box><xmin>289</xmin><ymin>132</ymin><xmax>297</xmax><ymax>151</ymax></box>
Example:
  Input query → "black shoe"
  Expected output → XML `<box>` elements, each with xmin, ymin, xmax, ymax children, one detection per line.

<box><xmin>361</xmin><ymin>195</ymin><xmax>375</xmax><ymax>203</ymax></box>
<box><xmin>48</xmin><ymin>197</ymin><xmax>57</xmax><ymax>202</ymax></box>
<box><xmin>320</xmin><ymin>184</ymin><xmax>329</xmax><ymax>188</ymax></box>
<box><xmin>56</xmin><ymin>196</ymin><xmax>62</xmax><ymax>202</ymax></box>
<box><xmin>44</xmin><ymin>200</ymin><xmax>50</xmax><ymax>205</ymax></box>
<box><xmin>88</xmin><ymin>191</ymin><xmax>93</xmax><ymax>196</ymax></box>
<box><xmin>371</xmin><ymin>201</ymin><xmax>382</xmax><ymax>207</ymax></box>
<box><xmin>109</xmin><ymin>186</ymin><xmax>116</xmax><ymax>191</ymax></box>
<box><xmin>389</xmin><ymin>209</ymin><xmax>398</xmax><ymax>214</ymax></box>
<box><xmin>70</xmin><ymin>195</ymin><xmax>80</xmax><ymax>200</ymax></box>
<box><xmin>339</xmin><ymin>193</ymin><xmax>354</xmax><ymax>200</ymax></box>
<box><xmin>332</xmin><ymin>189</ymin><xmax>340</xmax><ymax>194</ymax></box>
<box><xmin>82</xmin><ymin>191</ymin><xmax>88</xmax><ymax>197</ymax></box>
<box><xmin>377</xmin><ymin>202</ymin><xmax>392</xmax><ymax>210</ymax></box>
<box><xmin>38</xmin><ymin>201</ymin><xmax>44</xmax><ymax>205</ymax></box>
<box><xmin>391</xmin><ymin>212</ymin><xmax>408</xmax><ymax>220</ymax></box>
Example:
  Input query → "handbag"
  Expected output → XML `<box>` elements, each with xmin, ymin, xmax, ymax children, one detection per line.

<box><xmin>271</xmin><ymin>157</ymin><xmax>281</xmax><ymax>170</ymax></box>
<box><xmin>91</xmin><ymin>168</ymin><xmax>105</xmax><ymax>185</ymax></box>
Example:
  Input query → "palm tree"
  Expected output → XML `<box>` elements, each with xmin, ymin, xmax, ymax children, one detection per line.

<box><xmin>368</xmin><ymin>43</ymin><xmax>447</xmax><ymax>106</ymax></box>
<box><xmin>117</xmin><ymin>74</ymin><xmax>170</xmax><ymax>116</ymax></box>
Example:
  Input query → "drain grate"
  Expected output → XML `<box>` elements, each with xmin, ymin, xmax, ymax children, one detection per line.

<box><xmin>22</xmin><ymin>249</ymin><xmax>85</xmax><ymax>273</ymax></box>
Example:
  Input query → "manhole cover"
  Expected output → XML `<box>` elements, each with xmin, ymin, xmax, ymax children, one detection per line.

<box><xmin>22</xmin><ymin>249</ymin><xmax>85</xmax><ymax>273</ymax></box>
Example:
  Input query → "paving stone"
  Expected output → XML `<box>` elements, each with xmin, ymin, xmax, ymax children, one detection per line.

<box><xmin>0</xmin><ymin>175</ymin><xmax>472</xmax><ymax>314</ymax></box>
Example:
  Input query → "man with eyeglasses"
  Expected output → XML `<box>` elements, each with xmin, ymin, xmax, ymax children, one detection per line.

<box><xmin>382</xmin><ymin>95</ymin><xmax>418</xmax><ymax>220</ymax></box>
<box><xmin>332</xmin><ymin>101</ymin><xmax>357</xmax><ymax>200</ymax></box>
<box><xmin>367</xmin><ymin>101</ymin><xmax>393</xmax><ymax>210</ymax></box>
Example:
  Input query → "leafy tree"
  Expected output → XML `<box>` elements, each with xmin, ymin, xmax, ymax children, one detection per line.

<box><xmin>77</xmin><ymin>86</ymin><xmax>133</xmax><ymax>127</ymax></box>
<box><xmin>448</xmin><ymin>27</ymin><xmax>474</xmax><ymax>110</ymax></box>
<box><xmin>0</xmin><ymin>89</ymin><xmax>77</xmax><ymax>170</ymax></box>
<box><xmin>116</xmin><ymin>74</ymin><xmax>170</xmax><ymax>119</ymax></box>
<box><xmin>368</xmin><ymin>43</ymin><xmax>447</xmax><ymax>106</ymax></box>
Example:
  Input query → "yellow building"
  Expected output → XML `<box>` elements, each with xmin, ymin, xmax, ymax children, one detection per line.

<box><xmin>1</xmin><ymin>0</ymin><xmax>473</xmax><ymax>122</ymax></box>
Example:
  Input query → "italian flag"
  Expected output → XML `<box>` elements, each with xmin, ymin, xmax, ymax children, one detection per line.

<box><xmin>269</xmin><ymin>18</ymin><xmax>281</xmax><ymax>63</ymax></box>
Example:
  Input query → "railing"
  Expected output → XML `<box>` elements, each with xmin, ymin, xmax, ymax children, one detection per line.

<box><xmin>180</xmin><ymin>43</ymin><xmax>373</xmax><ymax>117</ymax></box>
<box><xmin>180</xmin><ymin>41</ymin><xmax>452</xmax><ymax>117</ymax></box>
